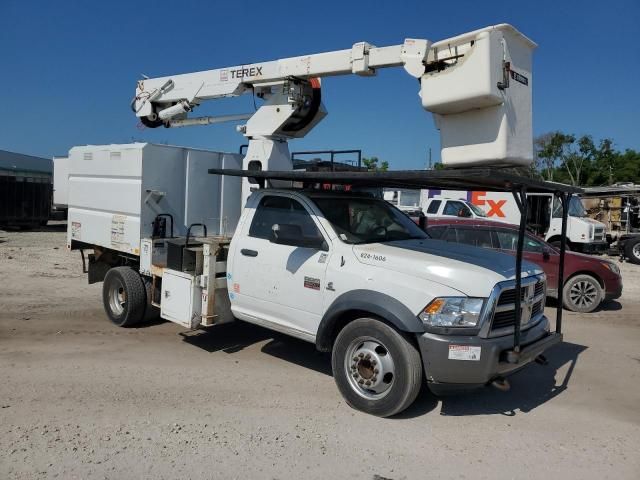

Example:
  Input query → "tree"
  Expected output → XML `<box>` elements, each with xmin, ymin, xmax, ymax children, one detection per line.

<box><xmin>534</xmin><ymin>132</ymin><xmax>559</xmax><ymax>181</ymax></box>
<box><xmin>533</xmin><ymin>131</ymin><xmax>639</xmax><ymax>186</ymax></box>
<box><xmin>362</xmin><ymin>156</ymin><xmax>389</xmax><ymax>171</ymax></box>
<box><xmin>534</xmin><ymin>132</ymin><xmax>597</xmax><ymax>186</ymax></box>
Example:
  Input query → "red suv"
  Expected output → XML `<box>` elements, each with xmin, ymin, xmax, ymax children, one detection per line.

<box><xmin>426</xmin><ymin>218</ymin><xmax>623</xmax><ymax>313</ymax></box>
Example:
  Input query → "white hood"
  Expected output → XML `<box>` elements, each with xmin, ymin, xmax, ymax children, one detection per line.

<box><xmin>353</xmin><ymin>239</ymin><xmax>543</xmax><ymax>297</ymax></box>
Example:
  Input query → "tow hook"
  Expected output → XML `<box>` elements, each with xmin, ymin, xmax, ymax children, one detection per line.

<box><xmin>490</xmin><ymin>377</ymin><xmax>510</xmax><ymax>392</ymax></box>
<box><xmin>534</xmin><ymin>354</ymin><xmax>548</xmax><ymax>366</ymax></box>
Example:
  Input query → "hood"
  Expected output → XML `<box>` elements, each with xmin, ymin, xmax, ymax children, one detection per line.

<box><xmin>353</xmin><ymin>239</ymin><xmax>543</xmax><ymax>297</ymax></box>
<box><xmin>581</xmin><ymin>217</ymin><xmax>605</xmax><ymax>227</ymax></box>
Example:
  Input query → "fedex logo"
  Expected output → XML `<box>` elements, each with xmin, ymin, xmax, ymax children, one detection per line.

<box><xmin>470</xmin><ymin>191</ymin><xmax>507</xmax><ymax>218</ymax></box>
<box><xmin>426</xmin><ymin>190</ymin><xmax>507</xmax><ymax>218</ymax></box>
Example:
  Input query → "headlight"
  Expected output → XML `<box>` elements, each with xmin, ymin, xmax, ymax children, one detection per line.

<box><xmin>602</xmin><ymin>261</ymin><xmax>620</xmax><ymax>275</ymax></box>
<box><xmin>419</xmin><ymin>297</ymin><xmax>485</xmax><ymax>328</ymax></box>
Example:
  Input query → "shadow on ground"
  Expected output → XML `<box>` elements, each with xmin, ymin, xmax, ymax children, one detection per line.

<box><xmin>180</xmin><ymin>320</ymin><xmax>586</xmax><ymax>419</ymax></box>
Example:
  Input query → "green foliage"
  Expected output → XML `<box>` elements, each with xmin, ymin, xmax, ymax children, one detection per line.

<box><xmin>534</xmin><ymin>131</ymin><xmax>640</xmax><ymax>186</ymax></box>
<box><xmin>362</xmin><ymin>156</ymin><xmax>389</xmax><ymax>172</ymax></box>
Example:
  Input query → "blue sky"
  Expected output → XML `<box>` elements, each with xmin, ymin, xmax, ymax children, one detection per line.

<box><xmin>1</xmin><ymin>0</ymin><xmax>638</xmax><ymax>168</ymax></box>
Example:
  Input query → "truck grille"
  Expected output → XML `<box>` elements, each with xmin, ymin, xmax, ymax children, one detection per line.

<box><xmin>594</xmin><ymin>227</ymin><xmax>604</xmax><ymax>241</ymax></box>
<box><xmin>490</xmin><ymin>280</ymin><xmax>546</xmax><ymax>332</ymax></box>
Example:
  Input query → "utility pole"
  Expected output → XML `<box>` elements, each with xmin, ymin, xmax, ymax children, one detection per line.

<box><xmin>427</xmin><ymin>147</ymin><xmax>432</xmax><ymax>170</ymax></box>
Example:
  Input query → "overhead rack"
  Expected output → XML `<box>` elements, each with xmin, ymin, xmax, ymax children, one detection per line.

<box><xmin>207</xmin><ymin>167</ymin><xmax>582</xmax><ymax>194</ymax></box>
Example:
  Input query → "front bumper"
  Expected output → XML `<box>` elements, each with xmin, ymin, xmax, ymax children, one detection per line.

<box><xmin>416</xmin><ymin>316</ymin><xmax>562</xmax><ymax>395</ymax></box>
<box><xmin>604</xmin><ymin>275</ymin><xmax>623</xmax><ymax>301</ymax></box>
<box><xmin>579</xmin><ymin>241</ymin><xmax>608</xmax><ymax>254</ymax></box>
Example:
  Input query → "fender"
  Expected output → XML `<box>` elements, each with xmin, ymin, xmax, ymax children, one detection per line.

<box><xmin>315</xmin><ymin>289</ymin><xmax>424</xmax><ymax>352</ymax></box>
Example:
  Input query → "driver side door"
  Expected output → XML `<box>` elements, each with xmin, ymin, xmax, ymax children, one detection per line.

<box><xmin>230</xmin><ymin>194</ymin><xmax>331</xmax><ymax>338</ymax></box>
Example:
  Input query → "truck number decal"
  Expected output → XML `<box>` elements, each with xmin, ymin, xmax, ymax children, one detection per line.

<box><xmin>360</xmin><ymin>252</ymin><xmax>386</xmax><ymax>262</ymax></box>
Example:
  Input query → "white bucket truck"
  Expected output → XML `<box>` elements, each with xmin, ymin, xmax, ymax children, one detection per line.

<box><xmin>61</xmin><ymin>24</ymin><xmax>573</xmax><ymax>416</ymax></box>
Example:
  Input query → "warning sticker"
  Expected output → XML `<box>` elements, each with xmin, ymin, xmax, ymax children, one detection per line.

<box><xmin>448</xmin><ymin>345</ymin><xmax>481</xmax><ymax>361</ymax></box>
<box><xmin>71</xmin><ymin>221</ymin><xmax>81</xmax><ymax>240</ymax></box>
<box><xmin>304</xmin><ymin>276</ymin><xmax>320</xmax><ymax>290</ymax></box>
<box><xmin>110</xmin><ymin>215</ymin><xmax>127</xmax><ymax>247</ymax></box>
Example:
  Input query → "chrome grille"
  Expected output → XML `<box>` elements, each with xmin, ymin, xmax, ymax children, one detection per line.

<box><xmin>594</xmin><ymin>227</ymin><xmax>604</xmax><ymax>241</ymax></box>
<box><xmin>490</xmin><ymin>279</ymin><xmax>546</xmax><ymax>332</ymax></box>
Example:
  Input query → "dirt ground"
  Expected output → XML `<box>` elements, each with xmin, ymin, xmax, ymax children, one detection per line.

<box><xmin>1</xmin><ymin>224</ymin><xmax>639</xmax><ymax>479</ymax></box>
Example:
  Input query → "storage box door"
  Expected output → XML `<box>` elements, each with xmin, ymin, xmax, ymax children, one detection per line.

<box><xmin>160</xmin><ymin>271</ymin><xmax>194</xmax><ymax>328</ymax></box>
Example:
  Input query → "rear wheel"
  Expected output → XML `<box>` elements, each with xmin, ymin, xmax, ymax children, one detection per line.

<box><xmin>563</xmin><ymin>274</ymin><xmax>603</xmax><ymax>313</ymax></box>
<box><xmin>624</xmin><ymin>238</ymin><xmax>640</xmax><ymax>265</ymax></box>
<box><xmin>331</xmin><ymin>318</ymin><xmax>423</xmax><ymax>417</ymax></box>
<box><xmin>103</xmin><ymin>267</ymin><xmax>147</xmax><ymax>327</ymax></box>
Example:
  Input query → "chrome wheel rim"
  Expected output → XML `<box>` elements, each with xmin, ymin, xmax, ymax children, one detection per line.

<box><xmin>569</xmin><ymin>280</ymin><xmax>597</xmax><ymax>308</ymax></box>
<box><xmin>632</xmin><ymin>243</ymin><xmax>640</xmax><ymax>259</ymax></box>
<box><xmin>344</xmin><ymin>338</ymin><xmax>395</xmax><ymax>400</ymax></box>
<box><xmin>108</xmin><ymin>279</ymin><xmax>126</xmax><ymax>316</ymax></box>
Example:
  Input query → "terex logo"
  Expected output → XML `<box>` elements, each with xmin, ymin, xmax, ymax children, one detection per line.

<box><xmin>471</xmin><ymin>191</ymin><xmax>506</xmax><ymax>218</ymax></box>
<box><xmin>230</xmin><ymin>66</ymin><xmax>263</xmax><ymax>79</ymax></box>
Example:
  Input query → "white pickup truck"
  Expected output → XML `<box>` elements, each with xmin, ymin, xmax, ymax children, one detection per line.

<box><xmin>84</xmin><ymin>176</ymin><xmax>561</xmax><ymax>416</ymax></box>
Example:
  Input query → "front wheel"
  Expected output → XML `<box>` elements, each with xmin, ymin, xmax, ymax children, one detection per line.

<box><xmin>550</xmin><ymin>239</ymin><xmax>571</xmax><ymax>251</ymax></box>
<box><xmin>624</xmin><ymin>238</ymin><xmax>640</xmax><ymax>265</ymax></box>
<box><xmin>563</xmin><ymin>274</ymin><xmax>603</xmax><ymax>313</ymax></box>
<box><xmin>331</xmin><ymin>318</ymin><xmax>423</xmax><ymax>417</ymax></box>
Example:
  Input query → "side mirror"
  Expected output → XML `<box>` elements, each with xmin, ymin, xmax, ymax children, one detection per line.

<box><xmin>271</xmin><ymin>224</ymin><xmax>327</xmax><ymax>250</ymax></box>
<box><xmin>542</xmin><ymin>247</ymin><xmax>551</xmax><ymax>261</ymax></box>
<box><xmin>418</xmin><ymin>214</ymin><xmax>428</xmax><ymax>231</ymax></box>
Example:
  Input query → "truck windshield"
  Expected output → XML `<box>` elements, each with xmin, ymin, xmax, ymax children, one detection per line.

<box><xmin>553</xmin><ymin>196</ymin><xmax>587</xmax><ymax>218</ymax></box>
<box><xmin>311</xmin><ymin>196</ymin><xmax>428</xmax><ymax>244</ymax></box>
<box><xmin>468</xmin><ymin>203</ymin><xmax>488</xmax><ymax>217</ymax></box>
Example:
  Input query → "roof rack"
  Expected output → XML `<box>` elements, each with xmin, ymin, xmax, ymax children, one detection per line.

<box><xmin>207</xmin><ymin>167</ymin><xmax>582</xmax><ymax>194</ymax></box>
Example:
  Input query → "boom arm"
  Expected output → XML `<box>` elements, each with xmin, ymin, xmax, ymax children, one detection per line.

<box><xmin>133</xmin><ymin>24</ymin><xmax>537</xmax><ymax>202</ymax></box>
<box><xmin>132</xmin><ymin>38</ymin><xmax>429</xmax><ymax>125</ymax></box>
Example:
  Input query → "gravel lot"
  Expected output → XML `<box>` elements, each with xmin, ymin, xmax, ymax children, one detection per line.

<box><xmin>1</xmin><ymin>224</ymin><xmax>639</xmax><ymax>479</ymax></box>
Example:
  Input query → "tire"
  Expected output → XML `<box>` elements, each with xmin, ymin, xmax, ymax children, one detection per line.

<box><xmin>102</xmin><ymin>267</ymin><xmax>147</xmax><ymax>327</ymax></box>
<box><xmin>562</xmin><ymin>274</ymin><xmax>604</xmax><ymax>313</ymax></box>
<box><xmin>550</xmin><ymin>239</ymin><xmax>571</xmax><ymax>251</ymax></box>
<box><xmin>624</xmin><ymin>238</ymin><xmax>640</xmax><ymax>265</ymax></box>
<box><xmin>331</xmin><ymin>318</ymin><xmax>423</xmax><ymax>417</ymax></box>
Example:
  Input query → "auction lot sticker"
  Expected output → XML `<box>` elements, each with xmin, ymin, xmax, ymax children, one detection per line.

<box><xmin>448</xmin><ymin>345</ymin><xmax>481</xmax><ymax>361</ymax></box>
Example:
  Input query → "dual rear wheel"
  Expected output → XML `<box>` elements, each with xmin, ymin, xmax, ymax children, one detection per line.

<box><xmin>103</xmin><ymin>267</ymin><xmax>158</xmax><ymax>327</ymax></box>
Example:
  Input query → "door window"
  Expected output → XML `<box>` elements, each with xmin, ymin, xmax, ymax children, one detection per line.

<box><xmin>443</xmin><ymin>200</ymin><xmax>470</xmax><ymax>217</ymax></box>
<box><xmin>453</xmin><ymin>228</ymin><xmax>494</xmax><ymax>248</ymax></box>
<box><xmin>426</xmin><ymin>200</ymin><xmax>441</xmax><ymax>214</ymax></box>
<box><xmin>426</xmin><ymin>225</ymin><xmax>446</xmax><ymax>239</ymax></box>
<box><xmin>249</xmin><ymin>196</ymin><xmax>323</xmax><ymax>244</ymax></box>
<box><xmin>496</xmin><ymin>230</ymin><xmax>546</xmax><ymax>253</ymax></box>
